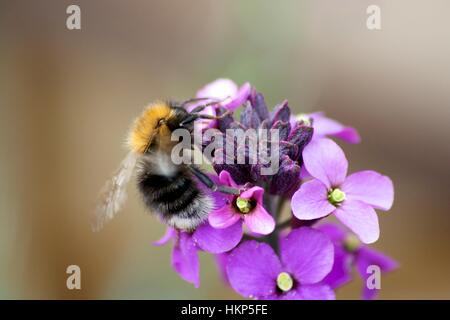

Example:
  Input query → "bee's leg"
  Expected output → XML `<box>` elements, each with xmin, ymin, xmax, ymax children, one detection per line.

<box><xmin>189</xmin><ymin>165</ymin><xmax>240</xmax><ymax>195</ymax></box>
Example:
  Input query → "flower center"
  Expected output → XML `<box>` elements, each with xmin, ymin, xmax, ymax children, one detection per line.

<box><xmin>235</xmin><ymin>197</ymin><xmax>253</xmax><ymax>214</ymax></box>
<box><xmin>276</xmin><ymin>272</ymin><xmax>294</xmax><ymax>292</ymax></box>
<box><xmin>328</xmin><ymin>188</ymin><xmax>346</xmax><ymax>205</ymax></box>
<box><xmin>296</xmin><ymin>113</ymin><xmax>312</xmax><ymax>126</ymax></box>
<box><xmin>343</xmin><ymin>234</ymin><xmax>361</xmax><ymax>252</ymax></box>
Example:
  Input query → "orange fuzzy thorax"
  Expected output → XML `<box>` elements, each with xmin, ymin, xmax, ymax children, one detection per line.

<box><xmin>128</xmin><ymin>101</ymin><xmax>174</xmax><ymax>154</ymax></box>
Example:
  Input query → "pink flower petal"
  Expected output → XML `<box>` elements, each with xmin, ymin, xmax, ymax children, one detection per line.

<box><xmin>303</xmin><ymin>138</ymin><xmax>348</xmax><ymax>188</ymax></box>
<box><xmin>291</xmin><ymin>179</ymin><xmax>336</xmax><ymax>220</ymax></box>
<box><xmin>153</xmin><ymin>227</ymin><xmax>176</xmax><ymax>246</ymax></box>
<box><xmin>196</xmin><ymin>78</ymin><xmax>238</xmax><ymax>99</ymax></box>
<box><xmin>208</xmin><ymin>205</ymin><xmax>240</xmax><ymax>229</ymax></box>
<box><xmin>273</xmin><ymin>290</ymin><xmax>302</xmax><ymax>300</ymax></box>
<box><xmin>226</xmin><ymin>241</ymin><xmax>282</xmax><ymax>298</ymax></box>
<box><xmin>218</xmin><ymin>170</ymin><xmax>238</xmax><ymax>188</ymax></box>
<box><xmin>191</xmin><ymin>79</ymin><xmax>240</xmax><ymax>130</ymax></box>
<box><xmin>299</xmin><ymin>165</ymin><xmax>312</xmax><ymax>180</ymax></box>
<box><xmin>224</xmin><ymin>82</ymin><xmax>251</xmax><ymax>111</ymax></box>
<box><xmin>317</xmin><ymin>223</ymin><xmax>347</xmax><ymax>243</ymax></box>
<box><xmin>240</xmin><ymin>186</ymin><xmax>264</xmax><ymax>203</ymax></box>
<box><xmin>333</xmin><ymin>127</ymin><xmax>361</xmax><ymax>144</ymax></box>
<box><xmin>311</xmin><ymin>113</ymin><xmax>361</xmax><ymax>144</ymax></box>
<box><xmin>196</xmin><ymin>79</ymin><xmax>250</xmax><ymax>112</ymax></box>
<box><xmin>243</xmin><ymin>204</ymin><xmax>275</xmax><ymax>235</ymax></box>
<box><xmin>357</xmin><ymin>247</ymin><xmax>399</xmax><ymax>273</ymax></box>
<box><xmin>321</xmin><ymin>244</ymin><xmax>353</xmax><ymax>289</ymax></box>
<box><xmin>295</xmin><ymin>284</ymin><xmax>336</xmax><ymax>300</ymax></box>
<box><xmin>171</xmin><ymin>232</ymin><xmax>200</xmax><ymax>288</ymax></box>
<box><xmin>334</xmin><ymin>200</ymin><xmax>380</xmax><ymax>244</ymax></box>
<box><xmin>193</xmin><ymin>220</ymin><xmax>243</xmax><ymax>254</ymax></box>
<box><xmin>342</xmin><ymin>170</ymin><xmax>394</xmax><ymax>211</ymax></box>
<box><xmin>310</xmin><ymin>112</ymin><xmax>343</xmax><ymax>136</ymax></box>
<box><xmin>356</xmin><ymin>247</ymin><xmax>398</xmax><ymax>300</ymax></box>
<box><xmin>280</xmin><ymin>227</ymin><xmax>334</xmax><ymax>284</ymax></box>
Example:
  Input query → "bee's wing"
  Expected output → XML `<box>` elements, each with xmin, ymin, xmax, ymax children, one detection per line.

<box><xmin>93</xmin><ymin>151</ymin><xmax>138</xmax><ymax>232</ymax></box>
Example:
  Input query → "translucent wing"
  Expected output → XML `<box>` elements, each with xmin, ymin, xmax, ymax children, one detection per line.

<box><xmin>93</xmin><ymin>151</ymin><xmax>138</xmax><ymax>232</ymax></box>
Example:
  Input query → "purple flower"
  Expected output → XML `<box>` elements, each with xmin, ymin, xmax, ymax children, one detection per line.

<box><xmin>292</xmin><ymin>138</ymin><xmax>394</xmax><ymax>244</ymax></box>
<box><xmin>226</xmin><ymin>227</ymin><xmax>335</xmax><ymax>300</ymax></box>
<box><xmin>145</xmin><ymin>79</ymin><xmax>397</xmax><ymax>299</ymax></box>
<box><xmin>208</xmin><ymin>171</ymin><xmax>275</xmax><ymax>235</ymax></box>
<box><xmin>319</xmin><ymin>224</ymin><xmax>398</xmax><ymax>299</ymax></box>
<box><xmin>196</xmin><ymin>79</ymin><xmax>241</xmax><ymax>101</ymax></box>
<box><xmin>316</xmin><ymin>224</ymin><xmax>352</xmax><ymax>289</ymax></box>
<box><xmin>154</xmin><ymin>220</ymin><xmax>243</xmax><ymax>287</ymax></box>
<box><xmin>153</xmin><ymin>171</ymin><xmax>243</xmax><ymax>287</ymax></box>
<box><xmin>291</xmin><ymin>112</ymin><xmax>361</xmax><ymax>144</ymax></box>
<box><xmin>212</xmin><ymin>89</ymin><xmax>313</xmax><ymax>190</ymax></box>
<box><xmin>188</xmin><ymin>79</ymin><xmax>251</xmax><ymax>130</ymax></box>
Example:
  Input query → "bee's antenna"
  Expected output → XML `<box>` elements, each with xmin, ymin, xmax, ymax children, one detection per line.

<box><xmin>197</xmin><ymin>110</ymin><xmax>232</xmax><ymax>120</ymax></box>
<box><xmin>188</xmin><ymin>96</ymin><xmax>231</xmax><ymax>113</ymax></box>
<box><xmin>179</xmin><ymin>97</ymin><xmax>212</xmax><ymax>107</ymax></box>
<box><xmin>179</xmin><ymin>114</ymin><xmax>199</xmax><ymax>127</ymax></box>
<box><xmin>180</xmin><ymin>110</ymin><xmax>233</xmax><ymax>127</ymax></box>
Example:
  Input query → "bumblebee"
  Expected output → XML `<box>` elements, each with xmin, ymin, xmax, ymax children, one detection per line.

<box><xmin>95</xmin><ymin>99</ymin><xmax>239</xmax><ymax>232</ymax></box>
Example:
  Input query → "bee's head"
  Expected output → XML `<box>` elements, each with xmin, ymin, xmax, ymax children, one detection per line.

<box><xmin>127</xmin><ymin>101</ymin><xmax>175</xmax><ymax>154</ymax></box>
<box><xmin>127</xmin><ymin>100</ymin><xmax>218</xmax><ymax>154</ymax></box>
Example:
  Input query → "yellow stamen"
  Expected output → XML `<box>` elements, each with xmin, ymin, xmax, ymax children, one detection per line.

<box><xmin>236</xmin><ymin>197</ymin><xmax>252</xmax><ymax>214</ymax></box>
<box><xmin>277</xmin><ymin>272</ymin><xmax>294</xmax><ymax>292</ymax></box>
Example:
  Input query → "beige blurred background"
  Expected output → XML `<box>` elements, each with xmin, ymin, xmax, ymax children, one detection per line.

<box><xmin>1</xmin><ymin>0</ymin><xmax>449</xmax><ymax>299</ymax></box>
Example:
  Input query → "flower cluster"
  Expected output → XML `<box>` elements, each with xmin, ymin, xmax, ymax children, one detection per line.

<box><xmin>155</xmin><ymin>79</ymin><xmax>397</xmax><ymax>299</ymax></box>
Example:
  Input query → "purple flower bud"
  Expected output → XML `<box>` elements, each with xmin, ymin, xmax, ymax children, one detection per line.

<box><xmin>216</xmin><ymin>107</ymin><xmax>234</xmax><ymax>132</ymax></box>
<box><xmin>271</xmin><ymin>100</ymin><xmax>290</xmax><ymax>124</ymax></box>
<box><xmin>279</xmin><ymin>140</ymin><xmax>298</xmax><ymax>159</ymax></box>
<box><xmin>271</xmin><ymin>120</ymin><xmax>291</xmax><ymax>142</ymax></box>
<box><xmin>240</xmin><ymin>102</ymin><xmax>261</xmax><ymax>129</ymax></box>
<box><xmin>270</xmin><ymin>155</ymin><xmax>301</xmax><ymax>195</ymax></box>
<box><xmin>287</xmin><ymin>124</ymin><xmax>314</xmax><ymax>161</ymax></box>
<box><xmin>213</xmin><ymin>145</ymin><xmax>254</xmax><ymax>185</ymax></box>
<box><xmin>250</xmin><ymin>90</ymin><xmax>270</xmax><ymax>121</ymax></box>
<box><xmin>213</xmin><ymin>163</ymin><xmax>253</xmax><ymax>185</ymax></box>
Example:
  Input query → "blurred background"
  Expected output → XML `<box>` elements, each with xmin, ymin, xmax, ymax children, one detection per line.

<box><xmin>1</xmin><ymin>0</ymin><xmax>449</xmax><ymax>299</ymax></box>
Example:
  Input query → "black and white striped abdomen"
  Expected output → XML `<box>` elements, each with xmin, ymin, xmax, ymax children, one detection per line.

<box><xmin>136</xmin><ymin>155</ymin><xmax>213</xmax><ymax>230</ymax></box>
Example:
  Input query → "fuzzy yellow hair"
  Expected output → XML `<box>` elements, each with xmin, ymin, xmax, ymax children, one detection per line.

<box><xmin>128</xmin><ymin>101</ymin><xmax>174</xmax><ymax>154</ymax></box>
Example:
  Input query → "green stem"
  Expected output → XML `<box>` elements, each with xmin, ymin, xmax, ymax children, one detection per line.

<box><xmin>275</xmin><ymin>218</ymin><xmax>291</xmax><ymax>231</ymax></box>
<box><xmin>275</xmin><ymin>196</ymin><xmax>285</xmax><ymax>220</ymax></box>
<box><xmin>264</xmin><ymin>193</ymin><xmax>281</xmax><ymax>254</ymax></box>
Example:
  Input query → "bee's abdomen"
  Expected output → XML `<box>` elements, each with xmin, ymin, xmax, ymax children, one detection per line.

<box><xmin>137</xmin><ymin>167</ymin><xmax>213</xmax><ymax>230</ymax></box>
<box><xmin>144</xmin><ymin>175</ymin><xmax>199</xmax><ymax>213</ymax></box>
